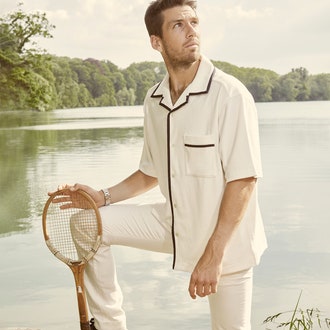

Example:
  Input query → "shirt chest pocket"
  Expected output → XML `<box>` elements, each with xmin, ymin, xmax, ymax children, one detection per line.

<box><xmin>184</xmin><ymin>135</ymin><xmax>217</xmax><ymax>177</ymax></box>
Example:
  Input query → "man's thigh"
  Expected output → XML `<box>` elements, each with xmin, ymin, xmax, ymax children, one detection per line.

<box><xmin>99</xmin><ymin>203</ymin><xmax>173</xmax><ymax>254</ymax></box>
<box><xmin>208</xmin><ymin>268</ymin><xmax>253</xmax><ymax>330</ymax></box>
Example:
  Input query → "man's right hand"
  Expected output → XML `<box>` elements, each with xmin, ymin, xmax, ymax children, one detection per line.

<box><xmin>48</xmin><ymin>183</ymin><xmax>105</xmax><ymax>209</ymax></box>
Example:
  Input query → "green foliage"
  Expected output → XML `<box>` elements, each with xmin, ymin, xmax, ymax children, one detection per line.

<box><xmin>0</xmin><ymin>3</ymin><xmax>55</xmax><ymax>111</ymax></box>
<box><xmin>212</xmin><ymin>61</ymin><xmax>330</xmax><ymax>103</ymax></box>
<box><xmin>0</xmin><ymin>4</ymin><xmax>329</xmax><ymax>111</ymax></box>
<box><xmin>309</xmin><ymin>74</ymin><xmax>330</xmax><ymax>100</ymax></box>
<box><xmin>272</xmin><ymin>68</ymin><xmax>311</xmax><ymax>102</ymax></box>
<box><xmin>263</xmin><ymin>292</ymin><xmax>330</xmax><ymax>329</ymax></box>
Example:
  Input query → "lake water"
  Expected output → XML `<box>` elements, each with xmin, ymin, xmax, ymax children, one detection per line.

<box><xmin>0</xmin><ymin>101</ymin><xmax>329</xmax><ymax>330</ymax></box>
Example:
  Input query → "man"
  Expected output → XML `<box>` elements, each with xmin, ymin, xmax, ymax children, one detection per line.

<box><xmin>54</xmin><ymin>0</ymin><xmax>267</xmax><ymax>329</ymax></box>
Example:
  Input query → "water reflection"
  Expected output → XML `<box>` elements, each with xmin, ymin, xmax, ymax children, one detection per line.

<box><xmin>0</xmin><ymin>108</ymin><xmax>143</xmax><ymax>237</ymax></box>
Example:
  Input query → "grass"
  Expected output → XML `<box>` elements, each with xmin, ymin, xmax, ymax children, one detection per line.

<box><xmin>263</xmin><ymin>291</ymin><xmax>330</xmax><ymax>329</ymax></box>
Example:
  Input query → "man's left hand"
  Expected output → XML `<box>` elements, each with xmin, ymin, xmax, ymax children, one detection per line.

<box><xmin>188</xmin><ymin>251</ymin><xmax>222</xmax><ymax>299</ymax></box>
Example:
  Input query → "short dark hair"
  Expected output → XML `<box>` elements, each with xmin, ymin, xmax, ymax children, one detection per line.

<box><xmin>144</xmin><ymin>0</ymin><xmax>197</xmax><ymax>37</ymax></box>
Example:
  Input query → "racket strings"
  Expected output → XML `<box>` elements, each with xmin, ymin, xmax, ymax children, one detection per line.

<box><xmin>46</xmin><ymin>196</ymin><xmax>99</xmax><ymax>263</ymax></box>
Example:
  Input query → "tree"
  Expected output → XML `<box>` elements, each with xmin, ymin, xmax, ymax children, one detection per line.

<box><xmin>51</xmin><ymin>57</ymin><xmax>81</xmax><ymax>108</ymax></box>
<box><xmin>2</xmin><ymin>3</ymin><xmax>54</xmax><ymax>55</ymax></box>
<box><xmin>244</xmin><ymin>68</ymin><xmax>278</xmax><ymax>102</ymax></box>
<box><xmin>309</xmin><ymin>74</ymin><xmax>330</xmax><ymax>100</ymax></box>
<box><xmin>116</xmin><ymin>87</ymin><xmax>136</xmax><ymax>106</ymax></box>
<box><xmin>0</xmin><ymin>3</ymin><xmax>55</xmax><ymax>110</ymax></box>
<box><xmin>125</xmin><ymin>62</ymin><xmax>165</xmax><ymax>105</ymax></box>
<box><xmin>272</xmin><ymin>68</ymin><xmax>311</xmax><ymax>102</ymax></box>
<box><xmin>292</xmin><ymin>67</ymin><xmax>311</xmax><ymax>101</ymax></box>
<box><xmin>112</xmin><ymin>72</ymin><xmax>126</xmax><ymax>93</ymax></box>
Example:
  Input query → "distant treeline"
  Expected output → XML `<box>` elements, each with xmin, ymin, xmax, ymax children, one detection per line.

<box><xmin>3</xmin><ymin>54</ymin><xmax>330</xmax><ymax>112</ymax></box>
<box><xmin>1</xmin><ymin>4</ymin><xmax>330</xmax><ymax>111</ymax></box>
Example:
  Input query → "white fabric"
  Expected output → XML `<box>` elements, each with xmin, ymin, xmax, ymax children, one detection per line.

<box><xmin>208</xmin><ymin>268</ymin><xmax>253</xmax><ymax>330</ymax></box>
<box><xmin>139</xmin><ymin>55</ymin><xmax>267</xmax><ymax>273</ymax></box>
<box><xmin>71</xmin><ymin>205</ymin><xmax>253</xmax><ymax>330</ymax></box>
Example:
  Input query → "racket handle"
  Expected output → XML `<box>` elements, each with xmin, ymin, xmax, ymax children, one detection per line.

<box><xmin>80</xmin><ymin>322</ymin><xmax>91</xmax><ymax>330</ymax></box>
<box><xmin>72</xmin><ymin>264</ymin><xmax>91</xmax><ymax>329</ymax></box>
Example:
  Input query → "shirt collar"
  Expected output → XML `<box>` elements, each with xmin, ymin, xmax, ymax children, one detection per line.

<box><xmin>151</xmin><ymin>55</ymin><xmax>215</xmax><ymax>111</ymax></box>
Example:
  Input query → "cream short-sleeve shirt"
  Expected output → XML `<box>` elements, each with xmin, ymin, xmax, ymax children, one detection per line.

<box><xmin>139</xmin><ymin>56</ymin><xmax>267</xmax><ymax>273</ymax></box>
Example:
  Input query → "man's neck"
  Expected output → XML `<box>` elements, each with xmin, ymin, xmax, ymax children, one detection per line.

<box><xmin>167</xmin><ymin>57</ymin><xmax>201</xmax><ymax>105</ymax></box>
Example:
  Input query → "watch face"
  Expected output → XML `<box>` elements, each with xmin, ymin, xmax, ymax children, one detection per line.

<box><xmin>102</xmin><ymin>189</ymin><xmax>111</xmax><ymax>205</ymax></box>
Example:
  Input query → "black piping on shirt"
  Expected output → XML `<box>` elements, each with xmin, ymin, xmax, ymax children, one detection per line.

<box><xmin>166</xmin><ymin>112</ymin><xmax>177</xmax><ymax>269</ymax></box>
<box><xmin>184</xmin><ymin>143</ymin><xmax>215</xmax><ymax>148</ymax></box>
<box><xmin>151</xmin><ymin>68</ymin><xmax>215</xmax><ymax>269</ymax></box>
<box><xmin>151</xmin><ymin>68</ymin><xmax>216</xmax><ymax>113</ymax></box>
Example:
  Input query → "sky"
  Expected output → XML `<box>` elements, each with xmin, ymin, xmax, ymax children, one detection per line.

<box><xmin>1</xmin><ymin>0</ymin><xmax>330</xmax><ymax>74</ymax></box>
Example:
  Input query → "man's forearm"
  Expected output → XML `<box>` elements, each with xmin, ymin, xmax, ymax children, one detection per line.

<box><xmin>188</xmin><ymin>176</ymin><xmax>257</xmax><ymax>299</ymax></box>
<box><xmin>107</xmin><ymin>170</ymin><xmax>158</xmax><ymax>204</ymax></box>
<box><xmin>207</xmin><ymin>177</ymin><xmax>257</xmax><ymax>260</ymax></box>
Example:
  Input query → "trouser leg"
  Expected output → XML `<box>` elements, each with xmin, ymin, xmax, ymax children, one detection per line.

<box><xmin>208</xmin><ymin>268</ymin><xmax>253</xmax><ymax>330</ymax></box>
<box><xmin>72</xmin><ymin>203</ymin><xmax>172</xmax><ymax>330</ymax></box>
<box><xmin>84</xmin><ymin>244</ymin><xmax>126</xmax><ymax>330</ymax></box>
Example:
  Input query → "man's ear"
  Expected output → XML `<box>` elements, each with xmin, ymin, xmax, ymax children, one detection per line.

<box><xmin>150</xmin><ymin>35</ymin><xmax>162</xmax><ymax>52</ymax></box>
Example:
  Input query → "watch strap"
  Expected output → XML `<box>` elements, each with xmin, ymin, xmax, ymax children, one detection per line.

<box><xmin>101</xmin><ymin>188</ymin><xmax>111</xmax><ymax>206</ymax></box>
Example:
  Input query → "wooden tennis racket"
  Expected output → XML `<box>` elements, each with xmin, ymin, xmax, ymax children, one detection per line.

<box><xmin>42</xmin><ymin>189</ymin><xmax>102</xmax><ymax>330</ymax></box>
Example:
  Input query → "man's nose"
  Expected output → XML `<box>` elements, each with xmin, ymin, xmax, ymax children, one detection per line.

<box><xmin>186</xmin><ymin>23</ymin><xmax>197</xmax><ymax>38</ymax></box>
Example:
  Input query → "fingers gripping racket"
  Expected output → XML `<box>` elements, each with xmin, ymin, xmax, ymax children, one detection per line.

<box><xmin>42</xmin><ymin>189</ymin><xmax>102</xmax><ymax>330</ymax></box>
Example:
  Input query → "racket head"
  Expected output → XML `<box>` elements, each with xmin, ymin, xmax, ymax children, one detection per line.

<box><xmin>42</xmin><ymin>189</ymin><xmax>102</xmax><ymax>266</ymax></box>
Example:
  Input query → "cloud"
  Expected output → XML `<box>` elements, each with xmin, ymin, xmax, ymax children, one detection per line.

<box><xmin>225</xmin><ymin>5</ymin><xmax>273</xmax><ymax>20</ymax></box>
<box><xmin>1</xmin><ymin>0</ymin><xmax>329</xmax><ymax>73</ymax></box>
<box><xmin>199</xmin><ymin>0</ymin><xmax>330</xmax><ymax>73</ymax></box>
<box><xmin>45</xmin><ymin>9</ymin><xmax>69</xmax><ymax>20</ymax></box>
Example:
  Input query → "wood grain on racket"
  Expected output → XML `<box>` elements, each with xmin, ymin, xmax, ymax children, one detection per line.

<box><xmin>42</xmin><ymin>189</ymin><xmax>102</xmax><ymax>330</ymax></box>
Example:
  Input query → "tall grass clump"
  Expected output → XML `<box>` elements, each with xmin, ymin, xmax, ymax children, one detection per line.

<box><xmin>263</xmin><ymin>291</ymin><xmax>330</xmax><ymax>329</ymax></box>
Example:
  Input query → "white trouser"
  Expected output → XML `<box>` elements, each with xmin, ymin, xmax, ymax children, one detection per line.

<box><xmin>208</xmin><ymin>268</ymin><xmax>253</xmax><ymax>330</ymax></box>
<box><xmin>71</xmin><ymin>203</ymin><xmax>253</xmax><ymax>330</ymax></box>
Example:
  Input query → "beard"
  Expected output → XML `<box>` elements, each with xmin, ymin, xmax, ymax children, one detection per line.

<box><xmin>162</xmin><ymin>39</ymin><xmax>200</xmax><ymax>70</ymax></box>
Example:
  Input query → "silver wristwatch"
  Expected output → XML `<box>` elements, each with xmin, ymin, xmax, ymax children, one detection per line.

<box><xmin>101</xmin><ymin>188</ymin><xmax>111</xmax><ymax>206</ymax></box>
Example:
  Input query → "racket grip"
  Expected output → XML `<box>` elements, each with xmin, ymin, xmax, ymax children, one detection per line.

<box><xmin>80</xmin><ymin>322</ymin><xmax>91</xmax><ymax>330</ymax></box>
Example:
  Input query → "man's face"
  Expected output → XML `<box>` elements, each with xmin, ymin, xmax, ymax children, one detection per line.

<box><xmin>158</xmin><ymin>5</ymin><xmax>201</xmax><ymax>67</ymax></box>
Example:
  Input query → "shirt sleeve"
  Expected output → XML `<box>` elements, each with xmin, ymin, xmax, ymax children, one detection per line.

<box><xmin>138</xmin><ymin>105</ymin><xmax>157</xmax><ymax>178</ymax></box>
<box><xmin>219</xmin><ymin>90</ymin><xmax>263</xmax><ymax>182</ymax></box>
